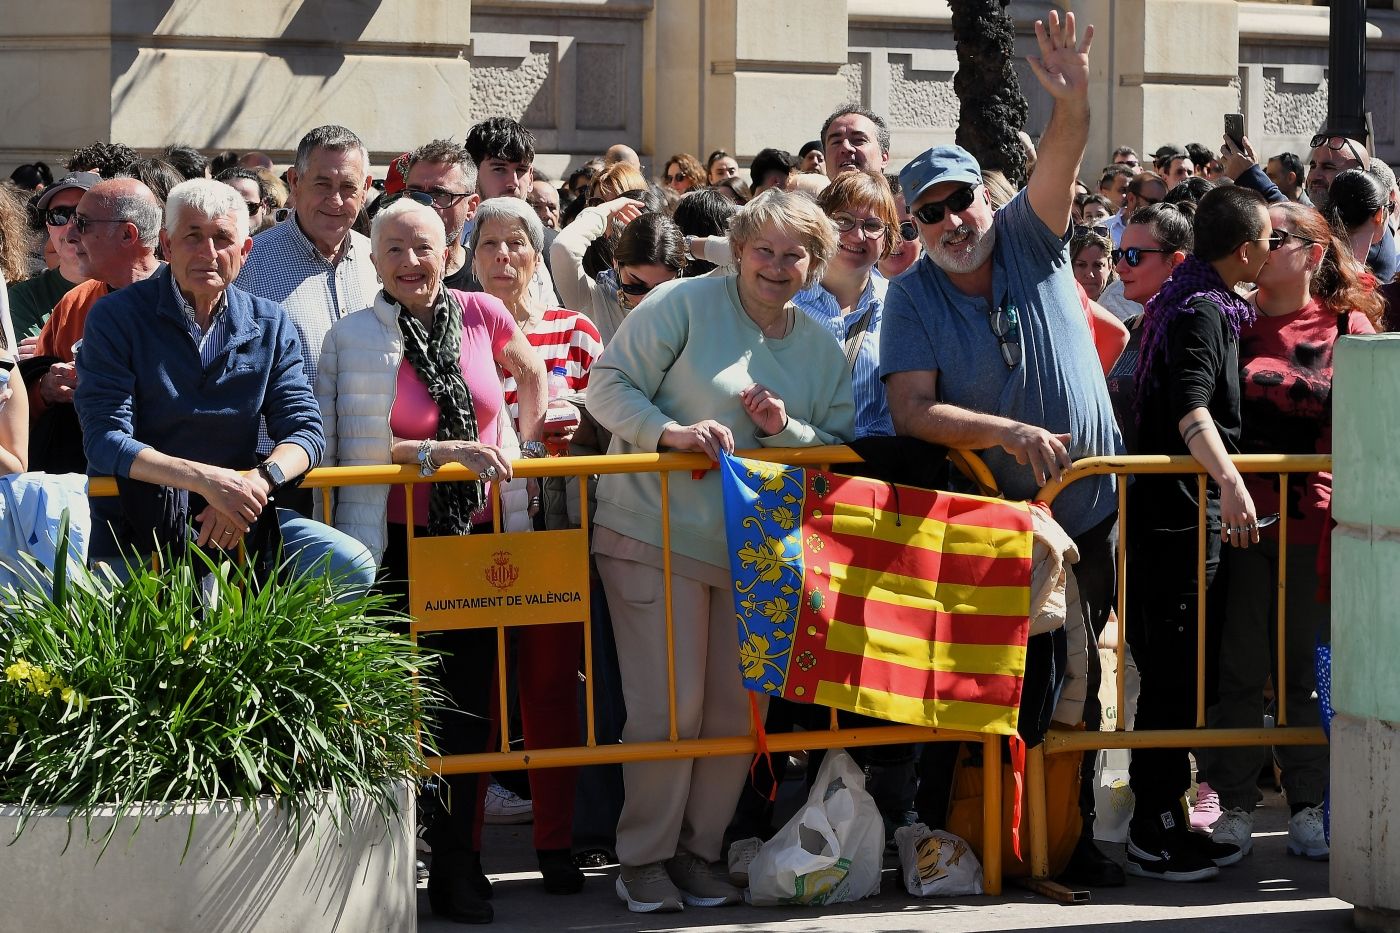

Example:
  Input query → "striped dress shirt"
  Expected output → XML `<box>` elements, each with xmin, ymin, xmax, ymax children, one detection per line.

<box><xmin>793</xmin><ymin>272</ymin><xmax>893</xmax><ymax>438</ymax></box>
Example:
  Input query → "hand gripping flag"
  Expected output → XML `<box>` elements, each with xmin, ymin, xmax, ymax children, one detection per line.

<box><xmin>721</xmin><ymin>452</ymin><xmax>1035</xmax><ymax>736</ymax></box>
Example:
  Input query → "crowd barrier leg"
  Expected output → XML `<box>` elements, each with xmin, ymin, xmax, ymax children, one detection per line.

<box><xmin>981</xmin><ymin>733</ymin><xmax>1003</xmax><ymax>896</ymax></box>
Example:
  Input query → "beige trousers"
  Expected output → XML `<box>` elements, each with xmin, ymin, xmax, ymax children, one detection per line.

<box><xmin>596</xmin><ymin>552</ymin><xmax>760</xmax><ymax>866</ymax></box>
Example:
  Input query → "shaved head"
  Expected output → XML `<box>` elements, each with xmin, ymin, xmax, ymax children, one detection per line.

<box><xmin>605</xmin><ymin>144</ymin><xmax>641</xmax><ymax>169</ymax></box>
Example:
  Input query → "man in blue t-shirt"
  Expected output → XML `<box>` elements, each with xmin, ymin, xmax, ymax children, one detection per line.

<box><xmin>879</xmin><ymin>10</ymin><xmax>1125</xmax><ymax>888</ymax></box>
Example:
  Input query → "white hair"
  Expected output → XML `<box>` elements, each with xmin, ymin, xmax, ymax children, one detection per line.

<box><xmin>165</xmin><ymin>178</ymin><xmax>249</xmax><ymax>240</ymax></box>
<box><xmin>468</xmin><ymin>197</ymin><xmax>544</xmax><ymax>256</ymax></box>
<box><xmin>369</xmin><ymin>197</ymin><xmax>446</xmax><ymax>253</ymax></box>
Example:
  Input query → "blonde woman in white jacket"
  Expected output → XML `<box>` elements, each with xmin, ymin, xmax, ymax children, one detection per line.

<box><xmin>315</xmin><ymin>197</ymin><xmax>545</xmax><ymax>926</ymax></box>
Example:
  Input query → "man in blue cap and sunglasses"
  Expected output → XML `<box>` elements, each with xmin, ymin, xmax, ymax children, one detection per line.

<box><xmin>881</xmin><ymin>9</ymin><xmax>1127</xmax><ymax>888</ymax></box>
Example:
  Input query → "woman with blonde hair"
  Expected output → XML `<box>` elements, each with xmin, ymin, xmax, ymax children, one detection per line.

<box><xmin>590</xmin><ymin>189</ymin><xmax>854</xmax><ymax>913</ymax></box>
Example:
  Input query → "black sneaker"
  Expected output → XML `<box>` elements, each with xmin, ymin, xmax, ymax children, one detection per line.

<box><xmin>1058</xmin><ymin>835</ymin><xmax>1126</xmax><ymax>888</ymax></box>
<box><xmin>1181</xmin><ymin>828</ymin><xmax>1243</xmax><ymax>868</ymax></box>
<box><xmin>1126</xmin><ymin>809</ymin><xmax>1220</xmax><ymax>883</ymax></box>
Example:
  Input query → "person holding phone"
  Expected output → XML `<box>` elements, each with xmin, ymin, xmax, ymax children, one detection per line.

<box><xmin>1199</xmin><ymin>200</ymin><xmax>1380</xmax><ymax>863</ymax></box>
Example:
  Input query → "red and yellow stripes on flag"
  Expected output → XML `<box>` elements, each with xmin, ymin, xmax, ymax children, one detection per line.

<box><xmin>723</xmin><ymin>454</ymin><xmax>1034</xmax><ymax>737</ymax></box>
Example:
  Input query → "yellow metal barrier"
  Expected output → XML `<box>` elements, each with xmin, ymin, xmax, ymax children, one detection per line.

<box><xmin>89</xmin><ymin>445</ymin><xmax>1011</xmax><ymax>896</ymax></box>
<box><xmin>1028</xmin><ymin>454</ymin><xmax>1331</xmax><ymax>881</ymax></box>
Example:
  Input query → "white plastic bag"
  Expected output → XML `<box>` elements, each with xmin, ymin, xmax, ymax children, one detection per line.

<box><xmin>894</xmin><ymin>824</ymin><xmax>983</xmax><ymax>897</ymax></box>
<box><xmin>746</xmin><ymin>749</ymin><xmax>884</xmax><ymax>906</ymax></box>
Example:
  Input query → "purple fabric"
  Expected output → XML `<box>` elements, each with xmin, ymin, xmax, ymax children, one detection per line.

<box><xmin>1134</xmin><ymin>254</ymin><xmax>1255</xmax><ymax>403</ymax></box>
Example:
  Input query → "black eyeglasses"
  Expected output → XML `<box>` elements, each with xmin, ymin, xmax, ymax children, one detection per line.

<box><xmin>898</xmin><ymin>221</ymin><xmax>917</xmax><ymax>242</ymax></box>
<box><xmin>913</xmin><ymin>184</ymin><xmax>979</xmax><ymax>225</ymax></box>
<box><xmin>989</xmin><ymin>300</ymin><xmax>1022</xmax><ymax>369</ymax></box>
<box><xmin>1268</xmin><ymin>230</ymin><xmax>1317</xmax><ymax>251</ymax></box>
<box><xmin>406</xmin><ymin>186</ymin><xmax>472</xmax><ymax>208</ymax></box>
<box><xmin>1310</xmin><ymin>134</ymin><xmax>1366</xmax><ymax>164</ymax></box>
<box><xmin>1073</xmin><ymin>224</ymin><xmax>1109</xmax><ymax>239</ymax></box>
<box><xmin>73</xmin><ymin>213</ymin><xmax>125</xmax><ymax>234</ymax></box>
<box><xmin>44</xmin><ymin>206</ymin><xmax>76</xmax><ymax>227</ymax></box>
<box><xmin>1112</xmin><ymin>246</ymin><xmax>1172</xmax><ymax>267</ymax></box>
<box><xmin>831</xmin><ymin>213</ymin><xmax>887</xmax><ymax>238</ymax></box>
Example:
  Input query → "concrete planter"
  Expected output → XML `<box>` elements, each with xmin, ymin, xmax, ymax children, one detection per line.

<box><xmin>0</xmin><ymin>783</ymin><xmax>415</xmax><ymax>933</ymax></box>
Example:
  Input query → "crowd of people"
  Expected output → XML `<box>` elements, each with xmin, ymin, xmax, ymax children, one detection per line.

<box><xmin>2</xmin><ymin>7</ymin><xmax>1398</xmax><ymax>924</ymax></box>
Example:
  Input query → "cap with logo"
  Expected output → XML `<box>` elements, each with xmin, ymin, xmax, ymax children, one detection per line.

<box><xmin>35</xmin><ymin>171</ymin><xmax>101</xmax><ymax>211</ymax></box>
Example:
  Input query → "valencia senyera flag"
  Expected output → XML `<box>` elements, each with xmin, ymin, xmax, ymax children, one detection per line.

<box><xmin>721</xmin><ymin>452</ymin><xmax>1034</xmax><ymax>736</ymax></box>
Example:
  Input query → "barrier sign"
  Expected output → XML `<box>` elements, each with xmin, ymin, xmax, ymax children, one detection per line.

<box><xmin>409</xmin><ymin>529</ymin><xmax>590</xmax><ymax>631</ymax></box>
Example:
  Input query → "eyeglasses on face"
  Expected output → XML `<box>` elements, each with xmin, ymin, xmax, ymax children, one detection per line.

<box><xmin>73</xmin><ymin>213</ymin><xmax>125</xmax><ymax>235</ymax></box>
<box><xmin>1268</xmin><ymin>230</ymin><xmax>1317</xmax><ymax>251</ymax></box>
<box><xmin>913</xmin><ymin>184</ymin><xmax>980</xmax><ymax>225</ymax></box>
<box><xmin>382</xmin><ymin>190</ymin><xmax>437</xmax><ymax>210</ymax></box>
<box><xmin>244</xmin><ymin>201</ymin><xmax>264</xmax><ymax>217</ymax></box>
<box><xmin>1112</xmin><ymin>246</ymin><xmax>1171</xmax><ymax>267</ymax></box>
<box><xmin>406</xmin><ymin>186</ymin><xmax>471</xmax><ymax>208</ymax></box>
<box><xmin>898</xmin><ymin>221</ymin><xmax>917</xmax><ymax>242</ymax></box>
<box><xmin>44</xmin><ymin>206</ymin><xmax>77</xmax><ymax>227</ymax></box>
<box><xmin>831</xmin><ymin>213</ymin><xmax>887</xmax><ymax>238</ymax></box>
<box><xmin>615</xmin><ymin>274</ymin><xmax>654</xmax><ymax>297</ymax></box>
<box><xmin>988</xmin><ymin>303</ymin><xmax>1022</xmax><ymax>370</ymax></box>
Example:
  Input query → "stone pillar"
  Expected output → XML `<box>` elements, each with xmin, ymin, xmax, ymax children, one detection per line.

<box><xmin>1330</xmin><ymin>334</ymin><xmax>1400</xmax><ymax>933</ymax></box>
<box><xmin>648</xmin><ymin>0</ymin><xmax>848</xmax><ymax>166</ymax></box>
<box><xmin>0</xmin><ymin>0</ymin><xmax>472</xmax><ymax>168</ymax></box>
<box><xmin>1075</xmin><ymin>0</ymin><xmax>1239</xmax><ymax>170</ymax></box>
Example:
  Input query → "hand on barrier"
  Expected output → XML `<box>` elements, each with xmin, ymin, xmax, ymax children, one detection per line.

<box><xmin>1000</xmin><ymin>422</ymin><xmax>1073</xmax><ymax>487</ymax></box>
<box><xmin>200</xmin><ymin>465</ymin><xmax>267</xmax><ymax>526</ymax></box>
<box><xmin>661</xmin><ymin>419</ymin><xmax>734</xmax><ymax>462</ymax></box>
<box><xmin>739</xmin><ymin>382</ymin><xmax>788</xmax><ymax>437</ymax></box>
<box><xmin>439</xmin><ymin>440</ymin><xmax>513</xmax><ymax>482</ymax></box>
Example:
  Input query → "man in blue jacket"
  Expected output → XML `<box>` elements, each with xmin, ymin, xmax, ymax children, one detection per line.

<box><xmin>75</xmin><ymin>178</ymin><xmax>374</xmax><ymax>590</ymax></box>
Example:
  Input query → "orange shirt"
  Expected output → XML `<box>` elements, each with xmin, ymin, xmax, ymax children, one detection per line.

<box><xmin>30</xmin><ymin>279</ymin><xmax>107</xmax><ymax>417</ymax></box>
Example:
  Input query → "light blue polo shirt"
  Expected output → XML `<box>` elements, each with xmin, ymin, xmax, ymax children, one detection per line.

<box><xmin>879</xmin><ymin>189</ymin><xmax>1122</xmax><ymax>537</ymax></box>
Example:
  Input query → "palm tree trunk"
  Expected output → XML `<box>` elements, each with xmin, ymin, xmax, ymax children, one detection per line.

<box><xmin>950</xmin><ymin>0</ymin><xmax>1030</xmax><ymax>187</ymax></box>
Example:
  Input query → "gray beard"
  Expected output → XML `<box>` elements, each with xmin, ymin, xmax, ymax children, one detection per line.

<box><xmin>929</xmin><ymin>224</ymin><xmax>996</xmax><ymax>275</ymax></box>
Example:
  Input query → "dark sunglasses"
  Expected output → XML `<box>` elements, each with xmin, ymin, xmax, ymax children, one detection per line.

<box><xmin>831</xmin><ymin>213</ymin><xmax>886</xmax><ymax>237</ymax></box>
<box><xmin>913</xmin><ymin>184</ymin><xmax>979</xmax><ymax>225</ymax></box>
<box><xmin>44</xmin><ymin>206</ymin><xmax>76</xmax><ymax>227</ymax></box>
<box><xmin>616</xmin><ymin>277</ymin><xmax>653</xmax><ymax>297</ymax></box>
<box><xmin>989</xmin><ymin>301</ymin><xmax>1022</xmax><ymax>370</ymax></box>
<box><xmin>665</xmin><ymin>172</ymin><xmax>688</xmax><ymax>184</ymax></box>
<box><xmin>406</xmin><ymin>185</ymin><xmax>471</xmax><ymax>208</ymax></box>
<box><xmin>73</xmin><ymin>213</ymin><xmax>125</xmax><ymax>235</ymax></box>
<box><xmin>1309</xmin><ymin>134</ymin><xmax>1366</xmax><ymax>163</ymax></box>
<box><xmin>1112</xmin><ymin>246</ymin><xmax>1172</xmax><ymax>267</ymax></box>
<box><xmin>244</xmin><ymin>201</ymin><xmax>264</xmax><ymax>217</ymax></box>
<box><xmin>1268</xmin><ymin>230</ymin><xmax>1317</xmax><ymax>251</ymax></box>
<box><xmin>382</xmin><ymin>190</ymin><xmax>436</xmax><ymax>209</ymax></box>
<box><xmin>898</xmin><ymin>221</ymin><xmax>917</xmax><ymax>242</ymax></box>
<box><xmin>1073</xmin><ymin>224</ymin><xmax>1109</xmax><ymax>239</ymax></box>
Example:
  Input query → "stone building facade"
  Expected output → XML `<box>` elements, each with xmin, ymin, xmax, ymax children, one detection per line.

<box><xmin>2</xmin><ymin>1</ymin><xmax>1397</xmax><ymax>181</ymax></box>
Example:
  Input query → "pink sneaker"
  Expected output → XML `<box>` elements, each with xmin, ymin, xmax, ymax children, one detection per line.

<box><xmin>1191</xmin><ymin>781</ymin><xmax>1222</xmax><ymax>833</ymax></box>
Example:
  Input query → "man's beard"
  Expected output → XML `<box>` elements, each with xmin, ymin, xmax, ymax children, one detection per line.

<box><xmin>928</xmin><ymin>223</ymin><xmax>996</xmax><ymax>275</ymax></box>
<box><xmin>1308</xmin><ymin>185</ymin><xmax>1331</xmax><ymax>212</ymax></box>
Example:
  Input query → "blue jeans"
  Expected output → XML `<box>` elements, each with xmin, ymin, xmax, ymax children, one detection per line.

<box><xmin>275</xmin><ymin>508</ymin><xmax>376</xmax><ymax>595</ymax></box>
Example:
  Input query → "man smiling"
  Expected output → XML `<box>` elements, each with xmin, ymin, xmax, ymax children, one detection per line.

<box><xmin>235</xmin><ymin>125</ymin><xmax>379</xmax><ymax>470</ymax></box>
<box><xmin>821</xmin><ymin>106</ymin><xmax>891</xmax><ymax>177</ymax></box>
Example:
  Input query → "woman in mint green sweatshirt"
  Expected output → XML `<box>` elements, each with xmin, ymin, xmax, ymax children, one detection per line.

<box><xmin>587</xmin><ymin>190</ymin><xmax>856</xmax><ymax>913</ymax></box>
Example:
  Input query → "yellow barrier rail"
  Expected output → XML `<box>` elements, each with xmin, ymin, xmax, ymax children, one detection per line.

<box><xmin>1026</xmin><ymin>454</ymin><xmax>1332</xmax><ymax>882</ymax></box>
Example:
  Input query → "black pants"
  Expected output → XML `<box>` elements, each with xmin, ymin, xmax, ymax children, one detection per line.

<box><xmin>1125</xmin><ymin>517</ymin><xmax>1224</xmax><ymax>817</ymax></box>
<box><xmin>383</xmin><ymin>522</ymin><xmax>499</xmax><ymax>855</ymax></box>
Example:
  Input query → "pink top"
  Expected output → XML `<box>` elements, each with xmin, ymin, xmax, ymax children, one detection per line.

<box><xmin>387</xmin><ymin>290</ymin><xmax>516</xmax><ymax>526</ymax></box>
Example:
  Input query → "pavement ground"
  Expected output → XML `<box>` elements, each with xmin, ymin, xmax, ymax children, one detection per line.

<box><xmin>418</xmin><ymin>782</ymin><xmax>1351</xmax><ymax>932</ymax></box>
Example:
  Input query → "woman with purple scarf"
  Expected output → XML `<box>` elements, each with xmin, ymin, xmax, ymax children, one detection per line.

<box><xmin>1123</xmin><ymin>185</ymin><xmax>1274</xmax><ymax>884</ymax></box>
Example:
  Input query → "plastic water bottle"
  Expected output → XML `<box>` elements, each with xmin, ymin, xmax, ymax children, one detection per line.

<box><xmin>544</xmin><ymin>366</ymin><xmax>574</xmax><ymax>456</ymax></box>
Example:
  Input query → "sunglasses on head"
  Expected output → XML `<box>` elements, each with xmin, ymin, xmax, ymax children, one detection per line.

<box><xmin>913</xmin><ymin>184</ymin><xmax>980</xmax><ymax>225</ymax></box>
<box><xmin>1073</xmin><ymin>224</ymin><xmax>1109</xmax><ymax>239</ymax></box>
<box><xmin>1310</xmin><ymin>134</ymin><xmax>1365</xmax><ymax>163</ymax></box>
<box><xmin>1112</xmin><ymin>246</ymin><xmax>1171</xmax><ymax>267</ymax></box>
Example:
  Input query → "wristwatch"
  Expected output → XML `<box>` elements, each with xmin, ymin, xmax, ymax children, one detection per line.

<box><xmin>520</xmin><ymin>440</ymin><xmax>548</xmax><ymax>459</ymax></box>
<box><xmin>256</xmin><ymin>460</ymin><xmax>287</xmax><ymax>490</ymax></box>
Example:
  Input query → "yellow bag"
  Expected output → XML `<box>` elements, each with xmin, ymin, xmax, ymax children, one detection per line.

<box><xmin>945</xmin><ymin>742</ymin><xmax>1082</xmax><ymax>878</ymax></box>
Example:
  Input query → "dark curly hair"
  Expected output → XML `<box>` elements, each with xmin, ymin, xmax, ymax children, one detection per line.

<box><xmin>66</xmin><ymin>141</ymin><xmax>138</xmax><ymax>178</ymax></box>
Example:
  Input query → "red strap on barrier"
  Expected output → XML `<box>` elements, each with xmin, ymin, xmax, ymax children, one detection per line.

<box><xmin>748</xmin><ymin>691</ymin><xmax>778</xmax><ymax>803</ymax></box>
<box><xmin>1009</xmin><ymin>734</ymin><xmax>1026</xmax><ymax>862</ymax></box>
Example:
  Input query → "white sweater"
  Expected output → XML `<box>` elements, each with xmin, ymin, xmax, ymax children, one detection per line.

<box><xmin>315</xmin><ymin>291</ymin><xmax>528</xmax><ymax>564</ymax></box>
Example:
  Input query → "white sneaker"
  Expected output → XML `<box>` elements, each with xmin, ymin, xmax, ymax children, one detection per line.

<box><xmin>483</xmin><ymin>782</ymin><xmax>533</xmax><ymax>824</ymax></box>
<box><xmin>726</xmin><ymin>837</ymin><xmax>762</xmax><ymax>887</ymax></box>
<box><xmin>1287</xmin><ymin>805</ymin><xmax>1329</xmax><ymax>861</ymax></box>
<box><xmin>1210</xmin><ymin>807</ymin><xmax>1255</xmax><ymax>857</ymax></box>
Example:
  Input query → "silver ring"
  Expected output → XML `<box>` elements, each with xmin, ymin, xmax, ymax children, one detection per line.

<box><xmin>481</xmin><ymin>466</ymin><xmax>497</xmax><ymax>480</ymax></box>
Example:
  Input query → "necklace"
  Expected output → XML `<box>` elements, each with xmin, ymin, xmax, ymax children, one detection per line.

<box><xmin>758</xmin><ymin>306</ymin><xmax>793</xmax><ymax>339</ymax></box>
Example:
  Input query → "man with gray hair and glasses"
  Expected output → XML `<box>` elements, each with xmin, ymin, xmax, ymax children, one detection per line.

<box><xmin>28</xmin><ymin>178</ymin><xmax>163</xmax><ymax>470</ymax></box>
<box><xmin>75</xmin><ymin>178</ymin><xmax>375</xmax><ymax>590</ymax></box>
<box><xmin>235</xmin><ymin>125</ymin><xmax>379</xmax><ymax>507</ymax></box>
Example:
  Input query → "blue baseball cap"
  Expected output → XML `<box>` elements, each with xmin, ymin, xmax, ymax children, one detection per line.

<box><xmin>899</xmin><ymin>145</ymin><xmax>983</xmax><ymax>205</ymax></box>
